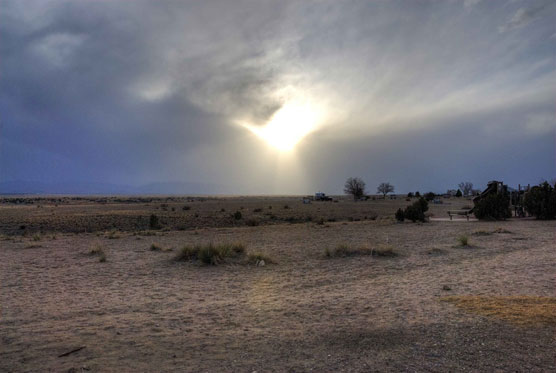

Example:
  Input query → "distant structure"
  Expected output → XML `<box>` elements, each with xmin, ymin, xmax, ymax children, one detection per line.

<box><xmin>447</xmin><ymin>180</ymin><xmax>529</xmax><ymax>220</ymax></box>
<box><xmin>446</xmin><ymin>189</ymin><xmax>458</xmax><ymax>197</ymax></box>
<box><xmin>472</xmin><ymin>180</ymin><xmax>530</xmax><ymax>217</ymax></box>
<box><xmin>314</xmin><ymin>192</ymin><xmax>333</xmax><ymax>201</ymax></box>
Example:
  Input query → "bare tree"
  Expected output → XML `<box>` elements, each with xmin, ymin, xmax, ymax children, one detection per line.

<box><xmin>344</xmin><ymin>177</ymin><xmax>366</xmax><ymax>200</ymax></box>
<box><xmin>458</xmin><ymin>182</ymin><xmax>473</xmax><ymax>197</ymax></box>
<box><xmin>377</xmin><ymin>182</ymin><xmax>395</xmax><ymax>198</ymax></box>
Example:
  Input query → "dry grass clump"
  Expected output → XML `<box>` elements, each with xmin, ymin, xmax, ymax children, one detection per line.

<box><xmin>472</xmin><ymin>230</ymin><xmax>492</xmax><ymax>236</ymax></box>
<box><xmin>473</xmin><ymin>227</ymin><xmax>512</xmax><ymax>236</ymax></box>
<box><xmin>247</xmin><ymin>253</ymin><xmax>275</xmax><ymax>265</ymax></box>
<box><xmin>457</xmin><ymin>235</ymin><xmax>469</xmax><ymax>246</ymax></box>
<box><xmin>32</xmin><ymin>234</ymin><xmax>41</xmax><ymax>241</ymax></box>
<box><xmin>492</xmin><ymin>227</ymin><xmax>512</xmax><ymax>234</ymax></box>
<box><xmin>175</xmin><ymin>243</ymin><xmax>246</xmax><ymax>265</ymax></box>
<box><xmin>174</xmin><ymin>243</ymin><xmax>275</xmax><ymax>266</ymax></box>
<box><xmin>441</xmin><ymin>296</ymin><xmax>556</xmax><ymax>326</ymax></box>
<box><xmin>89</xmin><ymin>245</ymin><xmax>107</xmax><ymax>262</ymax></box>
<box><xmin>427</xmin><ymin>248</ymin><xmax>446</xmax><ymax>255</ymax></box>
<box><xmin>245</xmin><ymin>219</ymin><xmax>259</xmax><ymax>226</ymax></box>
<box><xmin>325</xmin><ymin>244</ymin><xmax>397</xmax><ymax>258</ymax></box>
<box><xmin>150</xmin><ymin>243</ymin><xmax>172</xmax><ymax>252</ymax></box>
<box><xmin>373</xmin><ymin>244</ymin><xmax>397</xmax><ymax>257</ymax></box>
<box><xmin>105</xmin><ymin>230</ymin><xmax>121</xmax><ymax>239</ymax></box>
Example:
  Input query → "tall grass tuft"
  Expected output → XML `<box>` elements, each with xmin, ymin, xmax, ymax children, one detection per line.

<box><xmin>175</xmin><ymin>243</ymin><xmax>246</xmax><ymax>265</ymax></box>
<box><xmin>458</xmin><ymin>235</ymin><xmax>469</xmax><ymax>246</ymax></box>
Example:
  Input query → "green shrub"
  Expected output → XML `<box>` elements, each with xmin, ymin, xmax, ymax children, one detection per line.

<box><xmin>232</xmin><ymin>211</ymin><xmax>242</xmax><ymax>220</ymax></box>
<box><xmin>402</xmin><ymin>197</ymin><xmax>428</xmax><ymax>222</ymax></box>
<box><xmin>395</xmin><ymin>208</ymin><xmax>405</xmax><ymax>222</ymax></box>
<box><xmin>473</xmin><ymin>193</ymin><xmax>511</xmax><ymax>220</ymax></box>
<box><xmin>424</xmin><ymin>192</ymin><xmax>436</xmax><ymax>201</ymax></box>
<box><xmin>149</xmin><ymin>214</ymin><xmax>160</xmax><ymax>229</ymax></box>
<box><xmin>455</xmin><ymin>189</ymin><xmax>463</xmax><ymax>197</ymax></box>
<box><xmin>523</xmin><ymin>182</ymin><xmax>556</xmax><ymax>220</ymax></box>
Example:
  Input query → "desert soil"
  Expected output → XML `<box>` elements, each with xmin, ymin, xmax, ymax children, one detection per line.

<box><xmin>1</xmin><ymin>196</ymin><xmax>554</xmax><ymax>372</ymax></box>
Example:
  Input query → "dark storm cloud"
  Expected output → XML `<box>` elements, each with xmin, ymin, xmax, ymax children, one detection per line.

<box><xmin>1</xmin><ymin>0</ymin><xmax>554</xmax><ymax>194</ymax></box>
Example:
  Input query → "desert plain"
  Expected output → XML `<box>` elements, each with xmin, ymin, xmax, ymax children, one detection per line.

<box><xmin>1</xmin><ymin>195</ymin><xmax>555</xmax><ymax>372</ymax></box>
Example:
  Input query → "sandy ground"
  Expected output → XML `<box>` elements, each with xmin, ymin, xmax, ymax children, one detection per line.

<box><xmin>1</xmin><ymin>197</ymin><xmax>555</xmax><ymax>372</ymax></box>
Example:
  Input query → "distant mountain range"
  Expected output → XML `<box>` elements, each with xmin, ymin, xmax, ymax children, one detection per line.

<box><xmin>0</xmin><ymin>180</ymin><xmax>227</xmax><ymax>195</ymax></box>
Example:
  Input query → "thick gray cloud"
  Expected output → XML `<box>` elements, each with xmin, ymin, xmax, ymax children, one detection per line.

<box><xmin>1</xmin><ymin>0</ymin><xmax>554</xmax><ymax>194</ymax></box>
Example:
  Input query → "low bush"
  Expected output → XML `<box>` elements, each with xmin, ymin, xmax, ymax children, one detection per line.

<box><xmin>373</xmin><ymin>245</ymin><xmax>397</xmax><ymax>257</ymax></box>
<box><xmin>150</xmin><ymin>243</ymin><xmax>170</xmax><ymax>251</ymax></box>
<box><xmin>398</xmin><ymin>197</ymin><xmax>428</xmax><ymax>222</ymax></box>
<box><xmin>175</xmin><ymin>243</ymin><xmax>246</xmax><ymax>265</ymax></box>
<box><xmin>247</xmin><ymin>253</ymin><xmax>275</xmax><ymax>265</ymax></box>
<box><xmin>149</xmin><ymin>214</ymin><xmax>160</xmax><ymax>229</ymax></box>
<box><xmin>395</xmin><ymin>208</ymin><xmax>405</xmax><ymax>222</ymax></box>
<box><xmin>232</xmin><ymin>211</ymin><xmax>242</xmax><ymax>220</ymax></box>
<box><xmin>246</xmin><ymin>219</ymin><xmax>259</xmax><ymax>226</ymax></box>
<box><xmin>106</xmin><ymin>230</ymin><xmax>120</xmax><ymax>239</ymax></box>
<box><xmin>89</xmin><ymin>245</ymin><xmax>107</xmax><ymax>262</ymax></box>
<box><xmin>325</xmin><ymin>244</ymin><xmax>396</xmax><ymax>258</ymax></box>
<box><xmin>424</xmin><ymin>192</ymin><xmax>436</xmax><ymax>201</ymax></box>
<box><xmin>89</xmin><ymin>246</ymin><xmax>104</xmax><ymax>256</ymax></box>
<box><xmin>523</xmin><ymin>182</ymin><xmax>556</xmax><ymax>220</ymax></box>
<box><xmin>458</xmin><ymin>235</ymin><xmax>469</xmax><ymax>246</ymax></box>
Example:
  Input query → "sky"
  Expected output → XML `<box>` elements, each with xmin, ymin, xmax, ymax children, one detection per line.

<box><xmin>1</xmin><ymin>0</ymin><xmax>555</xmax><ymax>195</ymax></box>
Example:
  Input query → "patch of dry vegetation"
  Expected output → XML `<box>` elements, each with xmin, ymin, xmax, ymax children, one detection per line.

<box><xmin>247</xmin><ymin>253</ymin><xmax>275</xmax><ymax>265</ymax></box>
<box><xmin>150</xmin><ymin>243</ymin><xmax>172</xmax><ymax>252</ymax></box>
<box><xmin>176</xmin><ymin>243</ymin><xmax>244</xmax><ymax>265</ymax></box>
<box><xmin>325</xmin><ymin>244</ymin><xmax>397</xmax><ymax>258</ymax></box>
<box><xmin>441</xmin><ymin>296</ymin><xmax>556</xmax><ymax>326</ymax></box>
<box><xmin>105</xmin><ymin>230</ymin><xmax>121</xmax><ymax>239</ymax></box>
<box><xmin>174</xmin><ymin>243</ymin><xmax>275</xmax><ymax>266</ymax></box>
<box><xmin>89</xmin><ymin>245</ymin><xmax>107</xmax><ymax>262</ymax></box>
<box><xmin>473</xmin><ymin>227</ymin><xmax>512</xmax><ymax>236</ymax></box>
<box><xmin>457</xmin><ymin>235</ymin><xmax>470</xmax><ymax>246</ymax></box>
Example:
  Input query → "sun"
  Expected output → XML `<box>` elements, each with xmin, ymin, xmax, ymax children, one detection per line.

<box><xmin>238</xmin><ymin>100</ymin><xmax>324</xmax><ymax>152</ymax></box>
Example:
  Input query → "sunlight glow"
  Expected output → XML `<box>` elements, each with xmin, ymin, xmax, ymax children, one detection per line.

<box><xmin>238</xmin><ymin>99</ymin><xmax>324</xmax><ymax>152</ymax></box>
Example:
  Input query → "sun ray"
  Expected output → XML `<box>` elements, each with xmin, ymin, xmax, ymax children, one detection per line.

<box><xmin>238</xmin><ymin>99</ymin><xmax>324</xmax><ymax>152</ymax></box>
